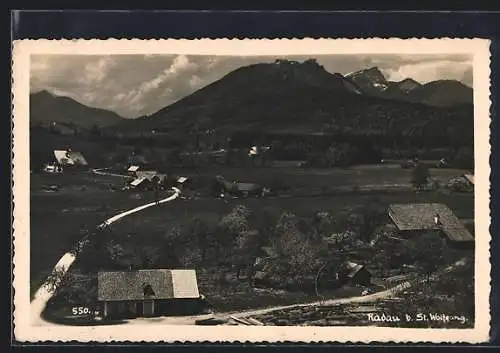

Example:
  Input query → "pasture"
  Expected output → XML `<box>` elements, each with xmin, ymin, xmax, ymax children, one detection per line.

<box><xmin>182</xmin><ymin>163</ymin><xmax>469</xmax><ymax>195</ymax></box>
<box><xmin>29</xmin><ymin>172</ymin><xmax>171</xmax><ymax>295</ymax></box>
<box><xmin>30</xmin><ymin>163</ymin><xmax>474</xmax><ymax>305</ymax></box>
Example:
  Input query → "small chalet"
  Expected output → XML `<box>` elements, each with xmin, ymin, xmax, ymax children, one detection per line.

<box><xmin>97</xmin><ymin>269</ymin><xmax>205</xmax><ymax>319</ymax></box>
<box><xmin>129</xmin><ymin>171</ymin><xmax>167</xmax><ymax>190</ymax></box>
<box><xmin>463</xmin><ymin>174</ymin><xmax>474</xmax><ymax>185</ymax></box>
<box><xmin>235</xmin><ymin>182</ymin><xmax>262</xmax><ymax>197</ymax></box>
<box><xmin>53</xmin><ymin>150</ymin><xmax>88</xmax><ymax>170</ymax></box>
<box><xmin>129</xmin><ymin>177</ymin><xmax>149</xmax><ymax>189</ymax></box>
<box><xmin>127</xmin><ymin>165</ymin><xmax>140</xmax><ymax>176</ymax></box>
<box><xmin>43</xmin><ymin>162</ymin><xmax>63</xmax><ymax>174</ymax></box>
<box><xmin>387</xmin><ymin>203</ymin><xmax>474</xmax><ymax>248</ymax></box>
<box><xmin>176</xmin><ymin>176</ymin><xmax>190</xmax><ymax>189</ymax></box>
<box><xmin>339</xmin><ymin>262</ymin><xmax>372</xmax><ymax>286</ymax></box>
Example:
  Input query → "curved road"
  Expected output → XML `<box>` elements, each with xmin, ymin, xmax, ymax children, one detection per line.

<box><xmin>30</xmin><ymin>168</ymin><xmax>180</xmax><ymax>326</ymax></box>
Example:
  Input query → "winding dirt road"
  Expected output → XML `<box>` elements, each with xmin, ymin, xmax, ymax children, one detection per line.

<box><xmin>30</xmin><ymin>169</ymin><xmax>180</xmax><ymax>326</ymax></box>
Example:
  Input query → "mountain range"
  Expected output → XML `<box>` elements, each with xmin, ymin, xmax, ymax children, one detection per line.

<box><xmin>110</xmin><ymin>59</ymin><xmax>473</xmax><ymax>138</ymax></box>
<box><xmin>346</xmin><ymin>66</ymin><xmax>473</xmax><ymax>107</ymax></box>
<box><xmin>30</xmin><ymin>59</ymin><xmax>473</xmax><ymax>137</ymax></box>
<box><xmin>30</xmin><ymin>90</ymin><xmax>124</xmax><ymax>129</ymax></box>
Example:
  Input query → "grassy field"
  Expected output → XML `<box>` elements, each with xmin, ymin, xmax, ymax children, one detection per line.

<box><xmin>108</xmin><ymin>187</ymin><xmax>473</xmax><ymax>311</ymax></box>
<box><xmin>109</xmin><ymin>191</ymin><xmax>474</xmax><ymax>245</ymax></box>
<box><xmin>30</xmin><ymin>172</ymin><xmax>172</xmax><ymax>295</ymax></box>
<box><xmin>181</xmin><ymin>164</ymin><xmax>470</xmax><ymax>196</ymax></box>
<box><xmin>30</xmin><ymin>164</ymin><xmax>474</xmax><ymax>309</ymax></box>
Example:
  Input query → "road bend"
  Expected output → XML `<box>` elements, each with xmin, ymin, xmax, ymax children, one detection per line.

<box><xmin>30</xmin><ymin>170</ymin><xmax>180</xmax><ymax>326</ymax></box>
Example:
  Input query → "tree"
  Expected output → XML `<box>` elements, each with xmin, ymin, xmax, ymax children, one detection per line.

<box><xmin>411</xmin><ymin>163</ymin><xmax>430</xmax><ymax>189</ymax></box>
<box><xmin>217</xmin><ymin>205</ymin><xmax>251</xmax><ymax>260</ymax></box>
<box><xmin>412</xmin><ymin>233</ymin><xmax>445</xmax><ymax>315</ymax></box>
<box><xmin>356</xmin><ymin>205</ymin><xmax>385</xmax><ymax>242</ymax></box>
<box><xmin>190</xmin><ymin>217</ymin><xmax>211</xmax><ymax>261</ymax></box>
<box><xmin>269</xmin><ymin>212</ymin><xmax>323</xmax><ymax>285</ymax></box>
<box><xmin>46</xmin><ymin>268</ymin><xmax>96</xmax><ymax>307</ymax></box>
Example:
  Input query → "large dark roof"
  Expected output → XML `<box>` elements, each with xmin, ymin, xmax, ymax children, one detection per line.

<box><xmin>97</xmin><ymin>269</ymin><xmax>199</xmax><ymax>301</ymax></box>
<box><xmin>388</xmin><ymin>203</ymin><xmax>474</xmax><ymax>242</ymax></box>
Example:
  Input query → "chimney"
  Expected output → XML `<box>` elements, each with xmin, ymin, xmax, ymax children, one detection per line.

<box><xmin>434</xmin><ymin>213</ymin><xmax>441</xmax><ymax>227</ymax></box>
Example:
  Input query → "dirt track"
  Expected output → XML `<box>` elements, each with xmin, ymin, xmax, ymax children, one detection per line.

<box><xmin>30</xmin><ymin>169</ymin><xmax>180</xmax><ymax>326</ymax></box>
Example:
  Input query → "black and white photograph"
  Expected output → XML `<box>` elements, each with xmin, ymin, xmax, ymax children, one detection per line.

<box><xmin>12</xmin><ymin>39</ymin><xmax>491</xmax><ymax>343</ymax></box>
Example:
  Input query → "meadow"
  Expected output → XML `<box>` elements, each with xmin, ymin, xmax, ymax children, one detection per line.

<box><xmin>30</xmin><ymin>164</ymin><xmax>473</xmax><ymax>303</ymax></box>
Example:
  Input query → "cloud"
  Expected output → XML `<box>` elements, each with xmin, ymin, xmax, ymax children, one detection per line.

<box><xmin>30</xmin><ymin>53</ymin><xmax>473</xmax><ymax>118</ymax></box>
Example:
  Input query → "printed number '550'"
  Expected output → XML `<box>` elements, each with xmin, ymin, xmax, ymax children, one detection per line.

<box><xmin>72</xmin><ymin>307</ymin><xmax>90</xmax><ymax>315</ymax></box>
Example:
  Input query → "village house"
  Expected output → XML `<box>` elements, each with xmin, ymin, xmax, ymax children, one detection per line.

<box><xmin>126</xmin><ymin>165</ymin><xmax>140</xmax><ymax>177</ymax></box>
<box><xmin>234</xmin><ymin>182</ymin><xmax>263</xmax><ymax>198</ymax></box>
<box><xmin>50</xmin><ymin>149</ymin><xmax>89</xmax><ymax>171</ymax></box>
<box><xmin>128</xmin><ymin>171</ymin><xmax>168</xmax><ymax>191</ymax></box>
<box><xmin>176</xmin><ymin>176</ymin><xmax>190</xmax><ymax>189</ymax></box>
<box><xmin>446</xmin><ymin>173</ymin><xmax>474</xmax><ymax>192</ymax></box>
<box><xmin>387</xmin><ymin>203</ymin><xmax>474</xmax><ymax>248</ymax></box>
<box><xmin>97</xmin><ymin>269</ymin><xmax>206</xmax><ymax>319</ymax></box>
<box><xmin>463</xmin><ymin>173</ymin><xmax>474</xmax><ymax>186</ymax></box>
<box><xmin>339</xmin><ymin>261</ymin><xmax>372</xmax><ymax>286</ymax></box>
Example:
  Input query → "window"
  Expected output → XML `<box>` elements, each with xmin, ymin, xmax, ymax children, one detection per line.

<box><xmin>143</xmin><ymin>284</ymin><xmax>156</xmax><ymax>297</ymax></box>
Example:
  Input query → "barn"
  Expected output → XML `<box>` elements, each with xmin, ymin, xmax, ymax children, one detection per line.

<box><xmin>387</xmin><ymin>203</ymin><xmax>474</xmax><ymax>248</ymax></box>
<box><xmin>339</xmin><ymin>261</ymin><xmax>372</xmax><ymax>286</ymax></box>
<box><xmin>53</xmin><ymin>149</ymin><xmax>89</xmax><ymax>170</ymax></box>
<box><xmin>97</xmin><ymin>269</ymin><xmax>206</xmax><ymax>319</ymax></box>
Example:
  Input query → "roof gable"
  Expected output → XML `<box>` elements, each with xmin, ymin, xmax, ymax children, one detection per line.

<box><xmin>388</xmin><ymin>203</ymin><xmax>473</xmax><ymax>242</ymax></box>
<box><xmin>53</xmin><ymin>150</ymin><xmax>88</xmax><ymax>166</ymax></box>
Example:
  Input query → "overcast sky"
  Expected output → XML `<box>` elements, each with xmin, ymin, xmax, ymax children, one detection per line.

<box><xmin>31</xmin><ymin>54</ymin><xmax>473</xmax><ymax>118</ymax></box>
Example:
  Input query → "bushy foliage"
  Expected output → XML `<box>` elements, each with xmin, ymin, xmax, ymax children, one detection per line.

<box><xmin>411</xmin><ymin>163</ymin><xmax>430</xmax><ymax>188</ymax></box>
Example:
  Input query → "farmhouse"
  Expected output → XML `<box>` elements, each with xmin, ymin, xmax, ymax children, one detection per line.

<box><xmin>53</xmin><ymin>150</ymin><xmax>89</xmax><ymax>170</ymax></box>
<box><xmin>127</xmin><ymin>165</ymin><xmax>140</xmax><ymax>175</ymax></box>
<box><xmin>129</xmin><ymin>177</ymin><xmax>149</xmax><ymax>189</ymax></box>
<box><xmin>235</xmin><ymin>182</ymin><xmax>263</xmax><ymax>197</ymax></box>
<box><xmin>97</xmin><ymin>269</ymin><xmax>205</xmax><ymax>319</ymax></box>
<box><xmin>463</xmin><ymin>173</ymin><xmax>474</xmax><ymax>185</ymax></box>
<box><xmin>176</xmin><ymin>176</ymin><xmax>191</xmax><ymax>189</ymax></box>
<box><xmin>339</xmin><ymin>261</ymin><xmax>372</xmax><ymax>286</ymax></box>
<box><xmin>129</xmin><ymin>171</ymin><xmax>168</xmax><ymax>190</ymax></box>
<box><xmin>43</xmin><ymin>162</ymin><xmax>63</xmax><ymax>173</ymax></box>
<box><xmin>387</xmin><ymin>203</ymin><xmax>474</xmax><ymax>247</ymax></box>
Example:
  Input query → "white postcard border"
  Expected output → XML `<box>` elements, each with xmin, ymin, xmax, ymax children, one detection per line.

<box><xmin>12</xmin><ymin>38</ymin><xmax>492</xmax><ymax>343</ymax></box>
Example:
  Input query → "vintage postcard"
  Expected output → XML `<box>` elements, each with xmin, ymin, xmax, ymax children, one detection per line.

<box><xmin>12</xmin><ymin>38</ymin><xmax>491</xmax><ymax>343</ymax></box>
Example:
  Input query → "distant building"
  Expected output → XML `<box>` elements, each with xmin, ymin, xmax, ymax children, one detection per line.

<box><xmin>234</xmin><ymin>182</ymin><xmax>263</xmax><ymax>197</ymax></box>
<box><xmin>339</xmin><ymin>262</ymin><xmax>372</xmax><ymax>286</ymax></box>
<box><xmin>446</xmin><ymin>174</ymin><xmax>474</xmax><ymax>192</ymax></box>
<box><xmin>129</xmin><ymin>177</ymin><xmax>149</xmax><ymax>189</ymax></box>
<box><xmin>387</xmin><ymin>203</ymin><xmax>474</xmax><ymax>247</ymax></box>
<box><xmin>43</xmin><ymin>162</ymin><xmax>63</xmax><ymax>174</ymax></box>
<box><xmin>53</xmin><ymin>150</ymin><xmax>88</xmax><ymax>167</ymax></box>
<box><xmin>176</xmin><ymin>176</ymin><xmax>189</xmax><ymax>187</ymax></box>
<box><xmin>136</xmin><ymin>170</ymin><xmax>159</xmax><ymax>181</ymax></box>
<box><xmin>97</xmin><ymin>269</ymin><xmax>205</xmax><ymax>319</ymax></box>
<box><xmin>128</xmin><ymin>171</ymin><xmax>167</xmax><ymax>190</ymax></box>
<box><xmin>463</xmin><ymin>174</ymin><xmax>474</xmax><ymax>185</ymax></box>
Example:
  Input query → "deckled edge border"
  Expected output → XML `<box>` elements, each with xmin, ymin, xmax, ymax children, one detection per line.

<box><xmin>10</xmin><ymin>38</ymin><xmax>493</xmax><ymax>345</ymax></box>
